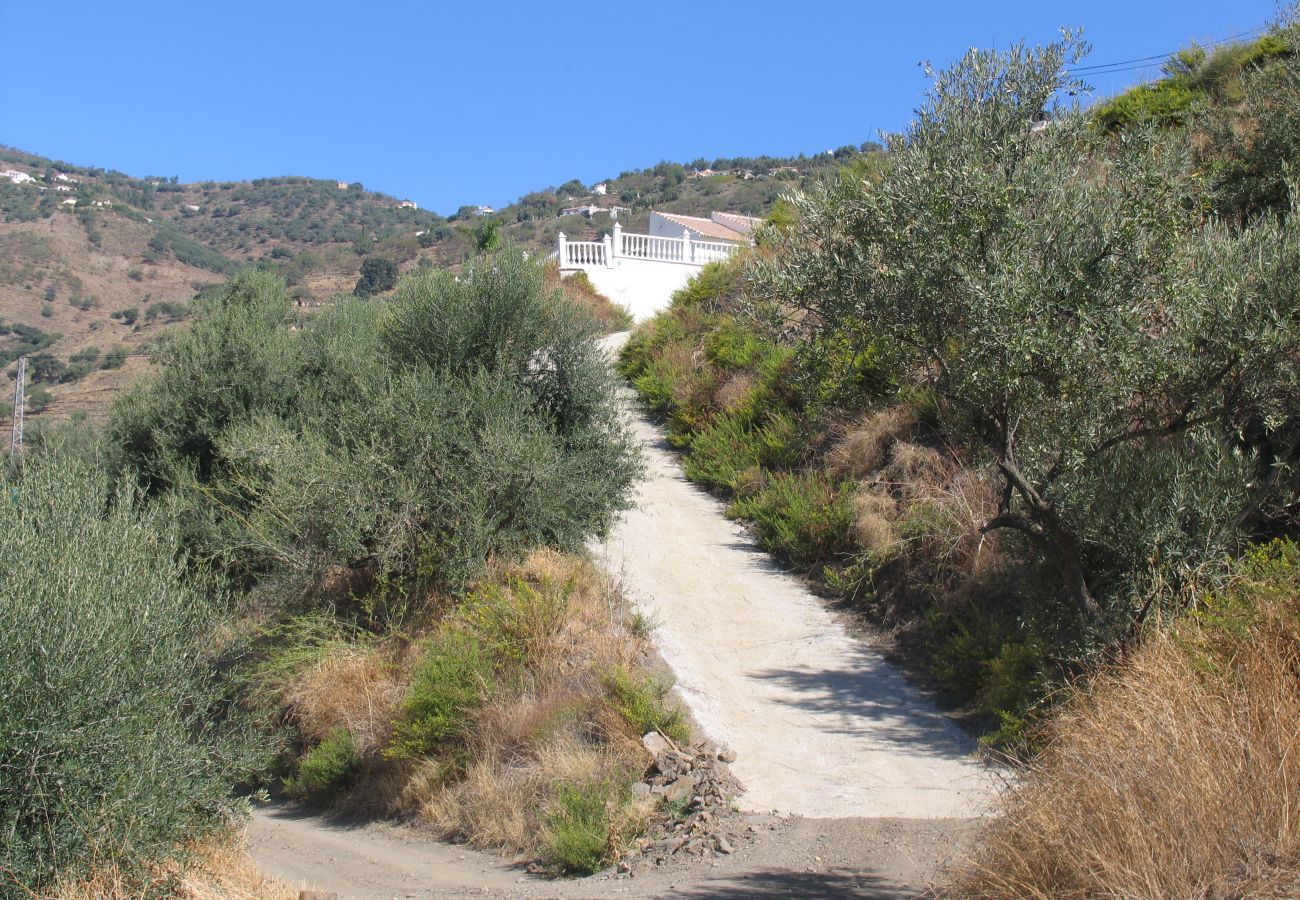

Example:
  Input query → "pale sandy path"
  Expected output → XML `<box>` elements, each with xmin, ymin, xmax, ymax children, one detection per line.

<box><xmin>593</xmin><ymin>334</ymin><xmax>996</xmax><ymax>819</ymax></box>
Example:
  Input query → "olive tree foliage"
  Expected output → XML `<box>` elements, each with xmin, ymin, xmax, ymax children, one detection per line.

<box><xmin>0</xmin><ymin>456</ymin><xmax>264</xmax><ymax>892</ymax></box>
<box><xmin>109</xmin><ymin>250</ymin><xmax>640</xmax><ymax>603</ymax></box>
<box><xmin>748</xmin><ymin>34</ymin><xmax>1300</xmax><ymax>627</ymax></box>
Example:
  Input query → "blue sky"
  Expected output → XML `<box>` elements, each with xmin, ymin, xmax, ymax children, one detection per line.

<box><xmin>0</xmin><ymin>1</ymin><xmax>1279</xmax><ymax>215</ymax></box>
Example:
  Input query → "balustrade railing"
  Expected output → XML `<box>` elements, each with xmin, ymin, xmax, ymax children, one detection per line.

<box><xmin>558</xmin><ymin>224</ymin><xmax>744</xmax><ymax>269</ymax></box>
<box><xmin>561</xmin><ymin>239</ymin><xmax>607</xmax><ymax>267</ymax></box>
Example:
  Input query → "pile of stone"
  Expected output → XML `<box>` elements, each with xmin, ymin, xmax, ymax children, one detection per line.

<box><xmin>619</xmin><ymin>732</ymin><xmax>746</xmax><ymax>870</ymax></box>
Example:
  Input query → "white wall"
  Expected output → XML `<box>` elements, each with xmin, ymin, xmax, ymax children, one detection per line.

<box><xmin>648</xmin><ymin>212</ymin><xmax>688</xmax><ymax>241</ymax></box>
<box><xmin>567</xmin><ymin>257</ymin><xmax>701</xmax><ymax>322</ymax></box>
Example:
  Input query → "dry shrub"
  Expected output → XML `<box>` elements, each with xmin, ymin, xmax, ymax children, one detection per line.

<box><xmin>491</xmin><ymin>549</ymin><xmax>637</xmax><ymax>686</ymax></box>
<box><xmin>714</xmin><ymin>371</ymin><xmax>757</xmax><ymax>412</ymax></box>
<box><xmin>49</xmin><ymin>834</ymin><xmax>297</xmax><ymax>900</ymax></box>
<box><xmin>411</xmin><ymin>551</ymin><xmax>652</xmax><ymax>858</ymax></box>
<box><xmin>827</xmin><ymin>406</ymin><xmax>918</xmax><ymax>480</ymax></box>
<box><xmin>852</xmin><ymin>489</ymin><xmax>899</xmax><ymax>556</ymax></box>
<box><xmin>951</xmin><ymin>601</ymin><xmax>1300</xmax><ymax>899</ymax></box>
<box><xmin>880</xmin><ymin>439</ymin><xmax>951</xmax><ymax>491</ymax></box>
<box><xmin>543</xmin><ymin>263</ymin><xmax>633</xmax><ymax>333</ymax></box>
<box><xmin>423</xmin><ymin>732</ymin><xmax>646</xmax><ymax>854</ymax></box>
<box><xmin>283</xmin><ymin>643</ymin><xmax>406</xmax><ymax>754</ymax></box>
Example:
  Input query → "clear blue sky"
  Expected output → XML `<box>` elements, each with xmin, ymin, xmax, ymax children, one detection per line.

<box><xmin>0</xmin><ymin>0</ymin><xmax>1278</xmax><ymax>215</ymax></box>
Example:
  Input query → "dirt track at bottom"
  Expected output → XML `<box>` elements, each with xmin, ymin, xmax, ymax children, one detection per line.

<box><xmin>247</xmin><ymin>804</ymin><xmax>975</xmax><ymax>899</ymax></box>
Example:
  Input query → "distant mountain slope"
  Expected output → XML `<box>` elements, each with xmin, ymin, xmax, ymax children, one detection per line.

<box><xmin>0</xmin><ymin>141</ymin><xmax>879</xmax><ymax>430</ymax></box>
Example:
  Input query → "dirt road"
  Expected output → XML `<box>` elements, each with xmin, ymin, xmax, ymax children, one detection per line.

<box><xmin>592</xmin><ymin>336</ymin><xmax>994</xmax><ymax>819</ymax></box>
<box><xmin>247</xmin><ymin>804</ymin><xmax>974</xmax><ymax>899</ymax></box>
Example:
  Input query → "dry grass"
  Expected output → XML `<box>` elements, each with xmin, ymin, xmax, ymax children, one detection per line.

<box><xmin>283</xmin><ymin>643</ymin><xmax>406</xmax><ymax>754</ymax></box>
<box><xmin>45</xmin><ymin>833</ymin><xmax>296</xmax><ymax>900</ymax></box>
<box><xmin>419</xmin><ymin>552</ymin><xmax>651</xmax><ymax>853</ymax></box>
<box><xmin>271</xmin><ymin>550</ymin><xmax>665</xmax><ymax>863</ymax></box>
<box><xmin>543</xmin><ymin>263</ymin><xmax>633</xmax><ymax>333</ymax></box>
<box><xmin>950</xmin><ymin>596</ymin><xmax>1300</xmax><ymax>899</ymax></box>
<box><xmin>827</xmin><ymin>406</ymin><xmax>918</xmax><ymax>480</ymax></box>
<box><xmin>425</xmin><ymin>735</ymin><xmax>647</xmax><ymax>852</ymax></box>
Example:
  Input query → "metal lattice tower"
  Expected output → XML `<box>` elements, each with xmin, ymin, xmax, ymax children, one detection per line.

<box><xmin>10</xmin><ymin>354</ymin><xmax>25</xmax><ymax>457</ymax></box>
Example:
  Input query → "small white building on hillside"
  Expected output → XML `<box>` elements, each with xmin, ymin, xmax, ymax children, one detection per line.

<box><xmin>397</xmin><ymin>199</ymin><xmax>417</xmax><ymax>209</ymax></box>
<box><xmin>1</xmin><ymin>169</ymin><xmax>33</xmax><ymax>184</ymax></box>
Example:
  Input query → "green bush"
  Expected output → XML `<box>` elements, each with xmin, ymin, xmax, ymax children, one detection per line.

<box><xmin>603</xmin><ymin>665</ymin><xmax>690</xmax><ymax>744</ymax></box>
<box><xmin>546</xmin><ymin>778</ymin><xmax>635</xmax><ymax>873</ymax></box>
<box><xmin>1094</xmin><ymin>79</ymin><xmax>1196</xmax><ymax>132</ymax></box>
<box><xmin>110</xmin><ymin>251</ymin><xmax>639</xmax><ymax>601</ymax></box>
<box><xmin>684</xmin><ymin>409</ymin><xmax>797</xmax><ymax>492</ymax></box>
<box><xmin>388</xmin><ymin>628</ymin><xmax>496</xmax><ymax>758</ymax></box>
<box><xmin>0</xmin><ymin>457</ymin><xmax>264</xmax><ymax>892</ymax></box>
<box><xmin>728</xmin><ymin>472</ymin><xmax>856</xmax><ymax>569</ymax></box>
<box><xmin>290</xmin><ymin>729</ymin><xmax>362</xmax><ymax>798</ymax></box>
<box><xmin>670</xmin><ymin>258</ymin><xmax>742</xmax><ymax>310</ymax></box>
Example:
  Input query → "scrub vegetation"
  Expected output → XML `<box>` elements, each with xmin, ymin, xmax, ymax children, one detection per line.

<box><xmin>621</xmin><ymin>17</ymin><xmax>1300</xmax><ymax>896</ymax></box>
<box><xmin>2</xmin><ymin>247</ymin><xmax>657</xmax><ymax>893</ymax></box>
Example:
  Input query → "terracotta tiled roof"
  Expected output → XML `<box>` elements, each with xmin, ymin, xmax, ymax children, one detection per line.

<box><xmin>653</xmin><ymin>212</ymin><xmax>756</xmax><ymax>242</ymax></box>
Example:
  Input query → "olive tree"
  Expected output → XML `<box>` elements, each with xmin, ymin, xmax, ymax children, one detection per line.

<box><xmin>749</xmin><ymin>34</ymin><xmax>1300</xmax><ymax>624</ymax></box>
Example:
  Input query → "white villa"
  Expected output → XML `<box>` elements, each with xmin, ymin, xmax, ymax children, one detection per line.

<box><xmin>556</xmin><ymin>209</ymin><xmax>761</xmax><ymax>321</ymax></box>
<box><xmin>647</xmin><ymin>211</ymin><xmax>760</xmax><ymax>244</ymax></box>
<box><xmin>1</xmin><ymin>169</ymin><xmax>33</xmax><ymax>185</ymax></box>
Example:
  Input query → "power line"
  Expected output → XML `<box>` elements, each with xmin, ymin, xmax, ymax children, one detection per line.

<box><xmin>1067</xmin><ymin>25</ymin><xmax>1270</xmax><ymax>75</ymax></box>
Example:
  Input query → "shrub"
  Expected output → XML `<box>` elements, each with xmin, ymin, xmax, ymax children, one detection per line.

<box><xmin>353</xmin><ymin>256</ymin><xmax>398</xmax><ymax>297</ymax></box>
<box><xmin>729</xmin><ymin>472</ymin><xmax>856</xmax><ymax>569</ymax></box>
<box><xmin>546</xmin><ymin>778</ymin><xmax>638</xmax><ymax>874</ymax></box>
<box><xmin>0</xmin><ymin>457</ymin><xmax>264</xmax><ymax>892</ymax></box>
<box><xmin>603</xmin><ymin>665</ymin><xmax>689</xmax><ymax>744</ymax></box>
<box><xmin>289</xmin><ymin>729</ymin><xmax>362</xmax><ymax>799</ymax></box>
<box><xmin>387</xmin><ymin>628</ymin><xmax>496</xmax><ymax>758</ymax></box>
<box><xmin>99</xmin><ymin>345</ymin><xmax>127</xmax><ymax>369</ymax></box>
<box><xmin>108</xmin><ymin>253</ymin><xmax>638</xmax><ymax>601</ymax></box>
<box><xmin>951</xmin><ymin>541</ymin><xmax>1300</xmax><ymax>897</ymax></box>
<box><xmin>670</xmin><ymin>258</ymin><xmax>742</xmax><ymax>311</ymax></box>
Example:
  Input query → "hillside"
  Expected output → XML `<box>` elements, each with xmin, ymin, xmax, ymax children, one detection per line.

<box><xmin>0</xmin><ymin>143</ymin><xmax>872</xmax><ymax>430</ymax></box>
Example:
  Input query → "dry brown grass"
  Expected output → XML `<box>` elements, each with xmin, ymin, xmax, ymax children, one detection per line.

<box><xmin>425</xmin><ymin>735</ymin><xmax>647</xmax><ymax>852</ymax></box>
<box><xmin>827</xmin><ymin>406</ymin><xmax>918</xmax><ymax>480</ymax></box>
<box><xmin>417</xmin><ymin>552</ymin><xmax>651</xmax><ymax>853</ymax></box>
<box><xmin>543</xmin><ymin>263</ymin><xmax>633</xmax><ymax>333</ymax></box>
<box><xmin>46</xmin><ymin>833</ymin><xmax>296</xmax><ymax>900</ymax></box>
<box><xmin>950</xmin><ymin>598</ymin><xmax>1300</xmax><ymax>899</ymax></box>
<box><xmin>283</xmin><ymin>643</ymin><xmax>406</xmax><ymax>754</ymax></box>
<box><xmin>271</xmin><ymin>550</ymin><xmax>663</xmax><ymax>862</ymax></box>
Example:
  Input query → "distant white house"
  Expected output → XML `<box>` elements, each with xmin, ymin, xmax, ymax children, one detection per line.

<box><xmin>1</xmin><ymin>169</ymin><xmax>33</xmax><ymax>185</ymax></box>
<box><xmin>184</xmin><ymin>204</ymin><xmax>201</xmax><ymax>212</ymax></box>
<box><xmin>397</xmin><ymin>199</ymin><xmax>417</xmax><ymax>209</ymax></box>
<box><xmin>53</xmin><ymin>184</ymin><xmax>72</xmax><ymax>192</ymax></box>
<box><xmin>647</xmin><ymin>211</ymin><xmax>761</xmax><ymax>245</ymax></box>
<box><xmin>53</xmin><ymin>173</ymin><xmax>79</xmax><ymax>184</ymax></box>
<box><xmin>92</xmin><ymin>199</ymin><xmax>112</xmax><ymax>207</ymax></box>
<box><xmin>473</xmin><ymin>205</ymin><xmax>495</xmax><ymax>216</ymax></box>
<box><xmin>593</xmin><ymin>183</ymin><xmax>607</xmax><ymax>196</ymax></box>
<box><xmin>561</xmin><ymin>203</ymin><xmax>628</xmax><ymax>221</ymax></box>
<box><xmin>336</xmin><ymin>181</ymin><xmax>349</xmax><ymax>190</ymax></box>
<box><xmin>560</xmin><ymin>204</ymin><xmax>604</xmax><ymax>218</ymax></box>
<box><xmin>60</xmin><ymin>198</ymin><xmax>77</xmax><ymax>207</ymax></box>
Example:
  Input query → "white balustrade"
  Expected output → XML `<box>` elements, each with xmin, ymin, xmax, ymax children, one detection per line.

<box><xmin>558</xmin><ymin>227</ymin><xmax>744</xmax><ymax>270</ymax></box>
